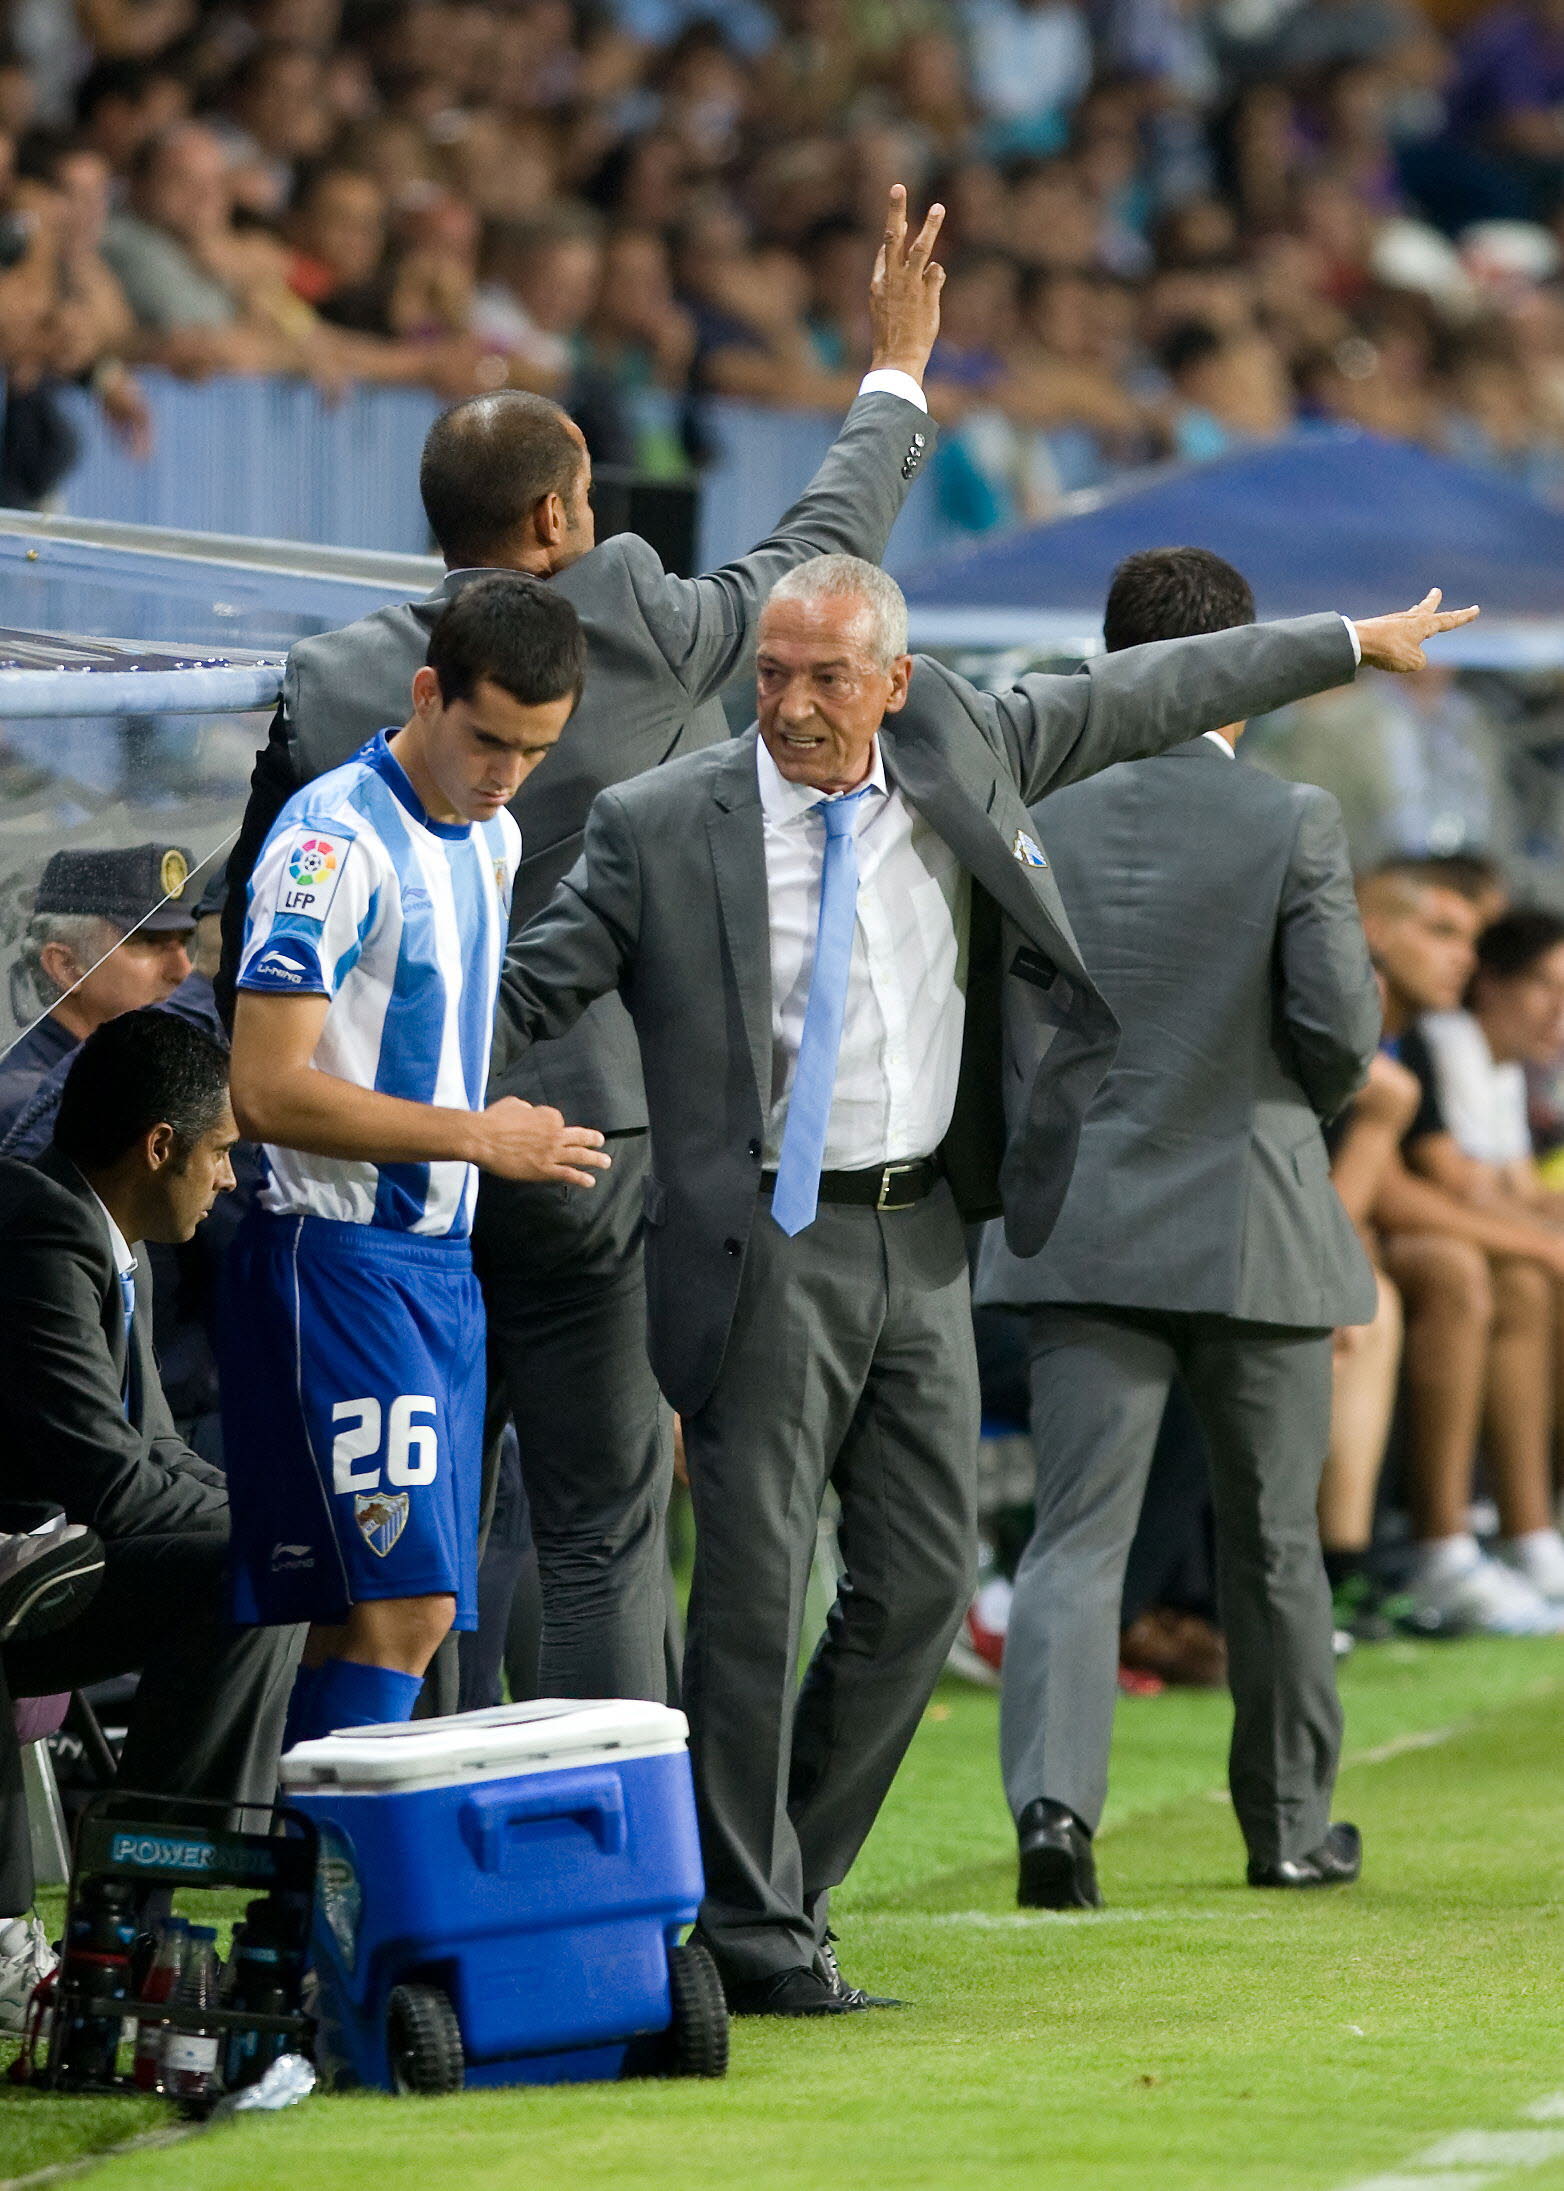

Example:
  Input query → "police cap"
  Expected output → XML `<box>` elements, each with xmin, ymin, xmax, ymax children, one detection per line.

<box><xmin>33</xmin><ymin>843</ymin><xmax>199</xmax><ymax>933</ymax></box>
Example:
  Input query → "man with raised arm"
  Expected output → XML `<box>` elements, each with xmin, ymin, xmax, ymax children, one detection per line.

<box><xmin>220</xmin><ymin>189</ymin><xmax>946</xmax><ymax>1705</ymax></box>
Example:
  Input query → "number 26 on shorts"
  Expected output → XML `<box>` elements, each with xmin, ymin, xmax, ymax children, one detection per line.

<box><xmin>331</xmin><ymin>1395</ymin><xmax>439</xmax><ymax>1493</ymax></box>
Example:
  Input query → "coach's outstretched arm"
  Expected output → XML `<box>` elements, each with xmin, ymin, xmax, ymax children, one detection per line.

<box><xmin>900</xmin><ymin>589</ymin><xmax>1481</xmax><ymax>805</ymax></box>
<box><xmin>633</xmin><ymin>185</ymin><xmax>945</xmax><ymax>701</ymax></box>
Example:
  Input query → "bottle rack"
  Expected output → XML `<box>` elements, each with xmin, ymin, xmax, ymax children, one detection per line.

<box><xmin>30</xmin><ymin>1789</ymin><xmax>319</xmax><ymax>2102</ymax></box>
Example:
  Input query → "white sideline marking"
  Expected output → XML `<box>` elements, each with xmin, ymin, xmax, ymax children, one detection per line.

<box><xmin>853</xmin><ymin>1907</ymin><xmax>1268</xmax><ymax>1929</ymax></box>
<box><xmin>1416</xmin><ymin>2132</ymin><xmax>1564</xmax><ymax>2168</ymax></box>
<box><xmin>1344</xmin><ymin>2176</ymin><xmax>1499</xmax><ymax>2191</ymax></box>
<box><xmin>1335</xmin><ymin>2098</ymin><xmax>1564</xmax><ymax>2190</ymax></box>
<box><xmin>1347</xmin><ymin>1725</ymin><xmax>1464</xmax><ymax>1767</ymax></box>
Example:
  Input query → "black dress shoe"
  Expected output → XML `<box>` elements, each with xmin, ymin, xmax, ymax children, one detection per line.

<box><xmin>813</xmin><ymin>1930</ymin><xmax>903</xmax><ymax>2009</ymax></box>
<box><xmin>1017</xmin><ymin>1798</ymin><xmax>1104</xmax><ymax>1910</ymax></box>
<box><xmin>725</xmin><ymin>1965</ymin><xmax>871</xmax><ymax>2017</ymax></box>
<box><xmin>1247</xmin><ymin>1822</ymin><xmax>1362</xmax><ymax>1889</ymax></box>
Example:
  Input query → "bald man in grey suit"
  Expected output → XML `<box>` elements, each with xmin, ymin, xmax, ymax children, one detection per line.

<box><xmin>982</xmin><ymin>552</ymin><xmax>1478</xmax><ymax>1909</ymax></box>
<box><xmin>220</xmin><ymin>191</ymin><xmax>948</xmax><ymax>1705</ymax></box>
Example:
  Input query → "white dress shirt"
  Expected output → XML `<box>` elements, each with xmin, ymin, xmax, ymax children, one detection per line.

<box><xmin>89</xmin><ymin>1187</ymin><xmax>137</xmax><ymax>1287</ymax></box>
<box><xmin>757</xmin><ymin>735</ymin><xmax>969</xmax><ymax>1170</ymax></box>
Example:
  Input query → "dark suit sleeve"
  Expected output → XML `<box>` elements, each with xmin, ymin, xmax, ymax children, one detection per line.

<box><xmin>492</xmin><ymin>789</ymin><xmax>641</xmax><ymax>1081</ymax></box>
<box><xmin>1276</xmin><ymin>788</ymin><xmax>1381</xmax><ymax>1123</ymax></box>
<box><xmin>628</xmin><ymin>389</ymin><xmax>933</xmax><ymax>703</ymax></box>
<box><xmin>0</xmin><ymin>1197</ymin><xmax>222</xmax><ymax>1533</ymax></box>
<box><xmin>216</xmin><ymin>698</ymin><xmax>302</xmax><ymax>1030</ymax></box>
<box><xmin>955</xmin><ymin>615</ymin><xmax>1360</xmax><ymax>803</ymax></box>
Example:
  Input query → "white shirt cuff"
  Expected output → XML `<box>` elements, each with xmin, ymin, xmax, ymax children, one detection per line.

<box><xmin>1341</xmin><ymin>613</ymin><xmax>1361</xmax><ymax>666</ymax></box>
<box><xmin>859</xmin><ymin>368</ymin><xmax>927</xmax><ymax>412</ymax></box>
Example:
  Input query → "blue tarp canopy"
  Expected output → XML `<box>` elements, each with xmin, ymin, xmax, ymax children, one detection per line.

<box><xmin>901</xmin><ymin>431</ymin><xmax>1564</xmax><ymax>668</ymax></box>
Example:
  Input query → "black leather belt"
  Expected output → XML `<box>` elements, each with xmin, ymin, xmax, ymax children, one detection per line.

<box><xmin>759</xmin><ymin>1157</ymin><xmax>942</xmax><ymax>1212</ymax></box>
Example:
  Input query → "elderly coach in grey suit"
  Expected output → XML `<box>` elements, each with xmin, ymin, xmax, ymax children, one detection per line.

<box><xmin>219</xmin><ymin>190</ymin><xmax>947</xmax><ymax>1706</ymax></box>
<box><xmin>490</xmin><ymin>552</ymin><xmax>1453</xmax><ymax>2015</ymax></box>
<box><xmin>980</xmin><ymin>550</ymin><xmax>1479</xmax><ymax>1913</ymax></box>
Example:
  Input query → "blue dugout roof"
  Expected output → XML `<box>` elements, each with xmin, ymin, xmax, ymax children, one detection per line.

<box><xmin>901</xmin><ymin>431</ymin><xmax>1564</xmax><ymax>668</ymax></box>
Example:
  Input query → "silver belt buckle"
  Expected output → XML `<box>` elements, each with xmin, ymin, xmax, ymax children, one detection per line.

<box><xmin>878</xmin><ymin>1162</ymin><xmax>912</xmax><ymax>1211</ymax></box>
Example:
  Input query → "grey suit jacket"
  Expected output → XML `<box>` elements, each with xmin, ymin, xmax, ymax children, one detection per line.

<box><xmin>0</xmin><ymin>1147</ymin><xmax>227</xmax><ymax>1534</ymax></box>
<box><xmin>976</xmin><ymin>735</ymin><xmax>1380</xmax><ymax>1329</ymax></box>
<box><xmin>496</xmin><ymin>614</ymin><xmax>1359</xmax><ymax>1413</ymax></box>
<box><xmin>218</xmin><ymin>388</ymin><xmax>936</xmax><ymax>1129</ymax></box>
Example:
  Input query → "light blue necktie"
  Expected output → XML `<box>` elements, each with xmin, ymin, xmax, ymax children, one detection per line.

<box><xmin>770</xmin><ymin>788</ymin><xmax>871</xmax><ymax>1237</ymax></box>
<box><xmin>118</xmin><ymin>1267</ymin><xmax>137</xmax><ymax>1420</ymax></box>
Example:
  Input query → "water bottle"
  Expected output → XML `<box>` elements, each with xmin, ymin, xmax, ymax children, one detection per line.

<box><xmin>56</xmin><ymin>1879</ymin><xmax>136</xmax><ymax>2086</ymax></box>
<box><xmin>163</xmin><ymin>1925</ymin><xmax>222</xmax><ymax>2104</ymax></box>
<box><xmin>131</xmin><ymin>1917</ymin><xmax>188</xmax><ymax>2093</ymax></box>
<box><xmin>222</xmin><ymin>1903</ymin><xmax>292</xmax><ymax>2089</ymax></box>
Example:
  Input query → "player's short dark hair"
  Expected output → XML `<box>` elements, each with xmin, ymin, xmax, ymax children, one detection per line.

<box><xmin>54</xmin><ymin>1009</ymin><xmax>230</xmax><ymax>1171</ymax></box>
<box><xmin>419</xmin><ymin>391</ymin><xmax>584</xmax><ymax>569</ymax></box>
<box><xmin>1474</xmin><ymin>908</ymin><xmax>1564</xmax><ymax>983</ymax></box>
<box><xmin>425</xmin><ymin>573</ymin><xmax>586</xmax><ymax>710</ymax></box>
<box><xmin>1103</xmin><ymin>547</ymin><xmax>1255</xmax><ymax>653</ymax></box>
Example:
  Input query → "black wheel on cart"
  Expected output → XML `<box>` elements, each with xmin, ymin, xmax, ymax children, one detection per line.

<box><xmin>666</xmin><ymin>1938</ymin><xmax>729</xmax><ymax>2078</ymax></box>
<box><xmin>387</xmin><ymin>1982</ymin><xmax>466</xmax><ymax>2096</ymax></box>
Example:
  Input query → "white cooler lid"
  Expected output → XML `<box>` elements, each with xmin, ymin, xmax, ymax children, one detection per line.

<box><xmin>279</xmin><ymin>1698</ymin><xmax>689</xmax><ymax>1793</ymax></box>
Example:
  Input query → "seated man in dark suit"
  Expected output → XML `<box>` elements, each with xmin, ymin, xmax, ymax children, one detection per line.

<box><xmin>0</xmin><ymin>1011</ymin><xmax>298</xmax><ymax>2028</ymax></box>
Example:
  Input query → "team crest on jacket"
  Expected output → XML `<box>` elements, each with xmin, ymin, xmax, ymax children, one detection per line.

<box><xmin>355</xmin><ymin>1490</ymin><xmax>410</xmax><ymax>1557</ymax></box>
<box><xmin>1012</xmin><ymin>829</ymin><xmax>1048</xmax><ymax>869</ymax></box>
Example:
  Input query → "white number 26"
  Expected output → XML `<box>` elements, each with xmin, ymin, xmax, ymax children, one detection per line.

<box><xmin>331</xmin><ymin>1395</ymin><xmax>439</xmax><ymax>1493</ymax></box>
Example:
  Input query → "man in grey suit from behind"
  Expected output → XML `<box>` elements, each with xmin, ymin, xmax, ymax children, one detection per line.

<box><xmin>982</xmin><ymin>549</ymin><xmax>1476</xmax><ymax>1909</ymax></box>
<box><xmin>219</xmin><ymin>190</ymin><xmax>947</xmax><ymax>1704</ymax></box>
<box><xmin>493</xmin><ymin>553</ymin><xmax>1454</xmax><ymax>2012</ymax></box>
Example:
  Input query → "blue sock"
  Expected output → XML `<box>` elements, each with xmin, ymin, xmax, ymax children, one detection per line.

<box><xmin>313</xmin><ymin>1657</ymin><xmax>424</xmax><ymax>1735</ymax></box>
<box><xmin>281</xmin><ymin>1663</ymin><xmax>324</xmax><ymax>1752</ymax></box>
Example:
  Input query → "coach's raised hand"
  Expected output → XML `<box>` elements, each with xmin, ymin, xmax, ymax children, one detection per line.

<box><xmin>1354</xmin><ymin>589</ymin><xmax>1481</xmax><ymax>672</ymax></box>
<box><xmin>868</xmin><ymin>184</ymin><xmax>946</xmax><ymax>386</ymax></box>
<box><xmin>471</xmin><ymin>1096</ymin><xmax>611</xmax><ymax>1189</ymax></box>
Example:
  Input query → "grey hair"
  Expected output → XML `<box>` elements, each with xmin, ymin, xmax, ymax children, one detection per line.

<box><xmin>768</xmin><ymin>554</ymin><xmax>909</xmax><ymax>666</ymax></box>
<box><xmin>20</xmin><ymin>913</ymin><xmax>118</xmax><ymax>1010</ymax></box>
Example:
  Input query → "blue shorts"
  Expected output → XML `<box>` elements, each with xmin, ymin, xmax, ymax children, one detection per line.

<box><xmin>219</xmin><ymin>1208</ymin><xmax>485</xmax><ymax>1629</ymax></box>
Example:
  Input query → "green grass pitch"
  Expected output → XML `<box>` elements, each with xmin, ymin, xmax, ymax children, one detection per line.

<box><xmin>6</xmin><ymin>1638</ymin><xmax>1564</xmax><ymax>2190</ymax></box>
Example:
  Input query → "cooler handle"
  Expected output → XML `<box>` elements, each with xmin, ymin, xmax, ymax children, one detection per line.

<box><xmin>460</xmin><ymin>1776</ymin><xmax>627</xmax><ymax>1866</ymax></box>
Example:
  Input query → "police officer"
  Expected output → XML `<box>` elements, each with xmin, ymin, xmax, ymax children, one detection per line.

<box><xmin>0</xmin><ymin>844</ymin><xmax>198</xmax><ymax>1141</ymax></box>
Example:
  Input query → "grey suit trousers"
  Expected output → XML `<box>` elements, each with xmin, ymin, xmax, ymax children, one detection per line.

<box><xmin>1000</xmin><ymin>1306</ymin><xmax>1341</xmax><ymax>1869</ymax></box>
<box><xmin>683</xmin><ymin>1181</ymin><xmax>979</xmax><ymax>1980</ymax></box>
<box><xmin>473</xmin><ymin>1130</ymin><xmax>673</xmax><ymax>1703</ymax></box>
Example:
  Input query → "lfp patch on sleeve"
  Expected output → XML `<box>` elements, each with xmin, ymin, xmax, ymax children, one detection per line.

<box><xmin>277</xmin><ymin>828</ymin><xmax>352</xmax><ymax>919</ymax></box>
<box><xmin>1012</xmin><ymin>829</ymin><xmax>1048</xmax><ymax>869</ymax></box>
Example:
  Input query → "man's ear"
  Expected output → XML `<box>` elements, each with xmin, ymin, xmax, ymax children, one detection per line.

<box><xmin>411</xmin><ymin>664</ymin><xmax>441</xmax><ymax>718</ymax></box>
<box><xmin>882</xmin><ymin>653</ymin><xmax>914</xmax><ymax>716</ymax></box>
<box><xmin>144</xmin><ymin>1121</ymin><xmax>177</xmax><ymax>1174</ymax></box>
<box><xmin>36</xmin><ymin>939</ymin><xmax>79</xmax><ymax>993</ymax></box>
<box><xmin>534</xmin><ymin>490</ymin><xmax>567</xmax><ymax>549</ymax></box>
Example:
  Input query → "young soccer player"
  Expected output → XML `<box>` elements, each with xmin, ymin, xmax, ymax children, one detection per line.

<box><xmin>222</xmin><ymin>574</ymin><xmax>609</xmax><ymax>1740</ymax></box>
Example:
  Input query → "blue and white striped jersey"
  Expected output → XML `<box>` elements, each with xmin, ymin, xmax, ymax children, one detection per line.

<box><xmin>237</xmin><ymin>732</ymin><xmax>521</xmax><ymax>1238</ymax></box>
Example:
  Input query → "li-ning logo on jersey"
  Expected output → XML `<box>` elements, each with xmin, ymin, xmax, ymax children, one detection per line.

<box><xmin>280</xmin><ymin>828</ymin><xmax>351</xmax><ymax>917</ymax></box>
<box><xmin>355</xmin><ymin>1490</ymin><xmax>410</xmax><ymax>1557</ymax></box>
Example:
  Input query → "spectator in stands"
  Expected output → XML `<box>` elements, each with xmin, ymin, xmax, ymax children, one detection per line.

<box><xmin>1159</xmin><ymin>318</ymin><xmax>1295</xmax><ymax>461</ymax></box>
<box><xmin>472</xmin><ymin>207</ymin><xmax>604</xmax><ymax>395</ymax></box>
<box><xmin>0</xmin><ymin>844</ymin><xmax>196</xmax><ymax>1144</ymax></box>
<box><xmin>0</xmin><ymin>1011</ymin><xmax>296</xmax><ymax>2027</ymax></box>
<box><xmin>1360</xmin><ymin>862</ymin><xmax>1564</xmax><ymax>1630</ymax></box>
<box><xmin>1320</xmin><ymin>1045</ymin><xmax>1421</xmax><ymax>1639</ymax></box>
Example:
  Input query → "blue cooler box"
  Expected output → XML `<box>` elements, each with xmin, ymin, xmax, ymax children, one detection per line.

<box><xmin>279</xmin><ymin>1700</ymin><xmax>726</xmax><ymax>2092</ymax></box>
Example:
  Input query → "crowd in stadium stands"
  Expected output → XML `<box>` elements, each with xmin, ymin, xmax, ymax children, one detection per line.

<box><xmin>0</xmin><ymin>0</ymin><xmax>1562</xmax><ymax>517</ymax></box>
